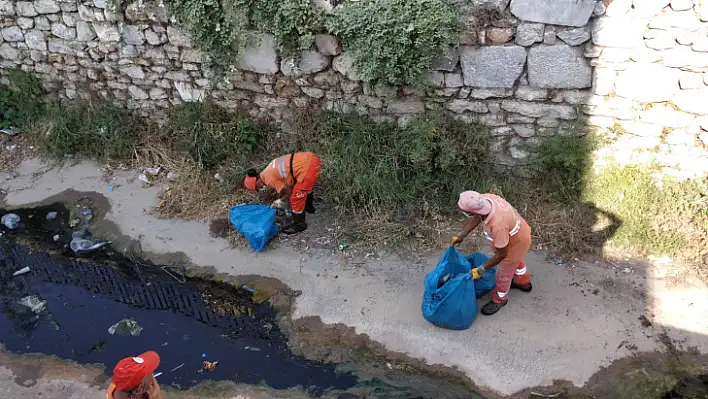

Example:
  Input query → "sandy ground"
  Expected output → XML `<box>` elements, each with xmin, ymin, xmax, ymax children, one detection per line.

<box><xmin>2</xmin><ymin>158</ymin><xmax>708</xmax><ymax>397</ymax></box>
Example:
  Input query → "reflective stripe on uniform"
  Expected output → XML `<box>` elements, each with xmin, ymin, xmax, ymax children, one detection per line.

<box><xmin>484</xmin><ymin>213</ymin><xmax>521</xmax><ymax>241</ymax></box>
<box><xmin>515</xmin><ymin>266</ymin><xmax>527</xmax><ymax>275</ymax></box>
<box><xmin>277</xmin><ymin>156</ymin><xmax>287</xmax><ymax>178</ymax></box>
<box><xmin>497</xmin><ymin>291</ymin><xmax>508</xmax><ymax>298</ymax></box>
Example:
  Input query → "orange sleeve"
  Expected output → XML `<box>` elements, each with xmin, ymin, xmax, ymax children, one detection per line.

<box><xmin>260</xmin><ymin>166</ymin><xmax>286</xmax><ymax>193</ymax></box>
<box><xmin>491</xmin><ymin>226</ymin><xmax>510</xmax><ymax>249</ymax></box>
<box><xmin>106</xmin><ymin>383</ymin><xmax>116</xmax><ymax>399</ymax></box>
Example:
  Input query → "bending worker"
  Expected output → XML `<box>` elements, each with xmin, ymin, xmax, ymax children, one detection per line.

<box><xmin>244</xmin><ymin>152</ymin><xmax>321</xmax><ymax>234</ymax></box>
<box><xmin>106</xmin><ymin>351</ymin><xmax>162</xmax><ymax>399</ymax></box>
<box><xmin>451</xmin><ymin>191</ymin><xmax>532</xmax><ymax>316</ymax></box>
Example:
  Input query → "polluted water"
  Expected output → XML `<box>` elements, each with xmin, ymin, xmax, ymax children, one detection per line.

<box><xmin>0</xmin><ymin>202</ymin><xmax>482</xmax><ymax>398</ymax></box>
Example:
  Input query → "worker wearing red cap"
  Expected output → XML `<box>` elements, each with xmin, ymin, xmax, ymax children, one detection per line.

<box><xmin>451</xmin><ymin>191</ymin><xmax>532</xmax><ymax>315</ymax></box>
<box><xmin>244</xmin><ymin>152</ymin><xmax>321</xmax><ymax>234</ymax></box>
<box><xmin>106</xmin><ymin>351</ymin><xmax>162</xmax><ymax>399</ymax></box>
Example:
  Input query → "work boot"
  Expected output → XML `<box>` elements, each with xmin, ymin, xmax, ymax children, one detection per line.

<box><xmin>481</xmin><ymin>300</ymin><xmax>507</xmax><ymax>316</ymax></box>
<box><xmin>282</xmin><ymin>212</ymin><xmax>307</xmax><ymax>235</ymax></box>
<box><xmin>305</xmin><ymin>192</ymin><xmax>316</xmax><ymax>214</ymax></box>
<box><xmin>511</xmin><ymin>281</ymin><xmax>533</xmax><ymax>292</ymax></box>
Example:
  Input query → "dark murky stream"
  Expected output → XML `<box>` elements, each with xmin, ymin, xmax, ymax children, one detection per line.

<box><xmin>0</xmin><ymin>202</ymin><xmax>480</xmax><ymax>398</ymax></box>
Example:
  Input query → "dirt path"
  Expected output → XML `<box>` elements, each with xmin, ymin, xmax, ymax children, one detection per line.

<box><xmin>2</xmin><ymin>158</ymin><xmax>708</xmax><ymax>398</ymax></box>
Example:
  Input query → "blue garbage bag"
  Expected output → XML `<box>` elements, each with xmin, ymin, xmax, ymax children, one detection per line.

<box><xmin>229</xmin><ymin>204</ymin><xmax>278</xmax><ymax>252</ymax></box>
<box><xmin>421</xmin><ymin>246</ymin><xmax>478</xmax><ymax>330</ymax></box>
<box><xmin>465</xmin><ymin>252</ymin><xmax>497</xmax><ymax>297</ymax></box>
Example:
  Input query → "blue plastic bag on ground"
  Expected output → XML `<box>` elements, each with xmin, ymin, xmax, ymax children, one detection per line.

<box><xmin>421</xmin><ymin>247</ymin><xmax>478</xmax><ymax>330</ymax></box>
<box><xmin>229</xmin><ymin>204</ymin><xmax>278</xmax><ymax>252</ymax></box>
<box><xmin>465</xmin><ymin>252</ymin><xmax>497</xmax><ymax>297</ymax></box>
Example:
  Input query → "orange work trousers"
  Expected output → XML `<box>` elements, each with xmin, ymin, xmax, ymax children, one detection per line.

<box><xmin>492</xmin><ymin>219</ymin><xmax>532</xmax><ymax>304</ymax></box>
<box><xmin>290</xmin><ymin>154</ymin><xmax>321</xmax><ymax>214</ymax></box>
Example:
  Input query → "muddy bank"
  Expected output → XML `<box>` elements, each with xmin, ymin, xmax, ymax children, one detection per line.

<box><xmin>0</xmin><ymin>199</ymin><xmax>483</xmax><ymax>398</ymax></box>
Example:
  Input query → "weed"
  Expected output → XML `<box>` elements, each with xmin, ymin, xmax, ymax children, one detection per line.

<box><xmin>0</xmin><ymin>70</ymin><xmax>46</xmax><ymax>129</ymax></box>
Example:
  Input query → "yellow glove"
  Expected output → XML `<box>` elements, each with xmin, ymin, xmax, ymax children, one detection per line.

<box><xmin>450</xmin><ymin>235</ymin><xmax>463</xmax><ymax>246</ymax></box>
<box><xmin>470</xmin><ymin>266</ymin><xmax>485</xmax><ymax>280</ymax></box>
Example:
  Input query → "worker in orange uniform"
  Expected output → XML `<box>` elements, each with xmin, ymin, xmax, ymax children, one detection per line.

<box><xmin>244</xmin><ymin>152</ymin><xmax>321</xmax><ymax>235</ymax></box>
<box><xmin>451</xmin><ymin>191</ymin><xmax>532</xmax><ymax>315</ymax></box>
<box><xmin>106</xmin><ymin>351</ymin><xmax>162</xmax><ymax>399</ymax></box>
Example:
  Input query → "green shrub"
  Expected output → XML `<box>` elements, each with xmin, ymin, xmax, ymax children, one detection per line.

<box><xmin>0</xmin><ymin>70</ymin><xmax>46</xmax><ymax>129</ymax></box>
<box><xmin>328</xmin><ymin>0</ymin><xmax>463</xmax><ymax>85</ymax></box>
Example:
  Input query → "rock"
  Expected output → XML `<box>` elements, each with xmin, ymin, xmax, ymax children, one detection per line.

<box><xmin>175</xmin><ymin>82</ymin><xmax>205</xmax><ymax>102</ymax></box>
<box><xmin>93</xmin><ymin>23</ymin><xmax>120</xmax><ymax>42</ymax></box>
<box><xmin>0</xmin><ymin>43</ymin><xmax>19</xmax><ymax>59</ymax></box>
<box><xmin>605</xmin><ymin>0</ymin><xmax>632</xmax><ymax>16</ymax></box>
<box><xmin>432</xmin><ymin>47</ymin><xmax>459</xmax><ymax>71</ymax></box>
<box><xmin>388</xmin><ymin>99</ymin><xmax>425</xmax><ymax>114</ymax></box>
<box><xmin>425</xmin><ymin>71</ymin><xmax>445</xmax><ymax>88</ymax></box>
<box><xmin>592</xmin><ymin>0</ymin><xmax>607</xmax><ymax>16</ymax></box>
<box><xmin>93</xmin><ymin>0</ymin><xmax>107</xmax><ymax>9</ymax></box>
<box><xmin>17</xmin><ymin>2</ymin><xmax>38</xmax><ymax>17</ymax></box>
<box><xmin>632</xmin><ymin>0</ymin><xmax>670</xmax><ymax>17</ymax></box>
<box><xmin>35</xmin><ymin>0</ymin><xmax>60</xmax><ymax>14</ymax></box>
<box><xmin>51</xmin><ymin>23</ymin><xmax>75</xmax><ymax>40</ymax></box>
<box><xmin>537</xmin><ymin>116</ymin><xmax>561</xmax><ymax>127</ymax></box>
<box><xmin>302</xmin><ymin>86</ymin><xmax>325</xmax><ymax>99</ymax></box>
<box><xmin>680</xmin><ymin>72</ymin><xmax>704</xmax><ymax>89</ymax></box>
<box><xmin>48</xmin><ymin>39</ymin><xmax>76</xmax><ymax>54</ymax></box>
<box><xmin>515</xmin><ymin>86</ymin><xmax>548</xmax><ymax>101</ymax></box>
<box><xmin>673</xmin><ymin>89</ymin><xmax>708</xmax><ymax>114</ymax></box>
<box><xmin>181</xmin><ymin>49</ymin><xmax>203</xmax><ymax>63</ymax></box>
<box><xmin>661</xmin><ymin>47</ymin><xmax>708</xmax><ymax>71</ymax></box>
<box><xmin>509</xmin><ymin>137</ymin><xmax>529</xmax><ymax>159</ymax></box>
<box><xmin>332</xmin><ymin>53</ymin><xmax>361</xmax><ymax>81</ymax></box>
<box><xmin>469</xmin><ymin>0</ymin><xmax>511</xmax><ymax>11</ymax></box>
<box><xmin>237</xmin><ymin>34</ymin><xmax>278</xmax><ymax>74</ymax></box>
<box><xmin>121</xmin><ymin>66</ymin><xmax>145</xmax><ymax>80</ymax></box>
<box><xmin>557</xmin><ymin>27</ymin><xmax>591</xmax><ymax>46</ymax></box>
<box><xmin>281</xmin><ymin>50</ymin><xmax>330</xmax><ymax>77</ymax></box>
<box><xmin>76</xmin><ymin>21</ymin><xmax>95</xmax><ymax>41</ymax></box>
<box><xmin>460</xmin><ymin>46</ymin><xmax>527</xmax><ymax>88</ymax></box>
<box><xmin>591</xmin><ymin>16</ymin><xmax>646</xmax><ymax>48</ymax></box>
<box><xmin>274</xmin><ymin>78</ymin><xmax>300</xmax><ymax>98</ymax></box>
<box><xmin>445</xmin><ymin>73</ymin><xmax>464</xmax><ymax>88</ymax></box>
<box><xmin>254</xmin><ymin>94</ymin><xmax>288</xmax><ymax>108</ymax></box>
<box><xmin>77</xmin><ymin>5</ymin><xmax>92</xmax><ymax>21</ymax></box>
<box><xmin>501</xmin><ymin>100</ymin><xmax>576</xmax><ymax>119</ymax></box>
<box><xmin>620</xmin><ymin>121</ymin><xmax>664</xmax><ymax>137</ymax></box>
<box><xmin>543</xmin><ymin>26</ymin><xmax>557</xmax><ymax>45</ymax></box>
<box><xmin>670</xmin><ymin>0</ymin><xmax>694</xmax><ymax>11</ymax></box>
<box><xmin>122</xmin><ymin>25</ymin><xmax>145</xmax><ymax>45</ymax></box>
<box><xmin>614</xmin><ymin>65</ymin><xmax>678</xmax><ymax>102</ymax></box>
<box><xmin>167</xmin><ymin>26</ymin><xmax>191</xmax><ymax>47</ymax></box>
<box><xmin>148</xmin><ymin>87</ymin><xmax>167</xmax><ymax>100</ymax></box>
<box><xmin>645</xmin><ymin>33</ymin><xmax>677</xmax><ymax>50</ymax></box>
<box><xmin>2</xmin><ymin>27</ymin><xmax>24</xmax><ymax>42</ymax></box>
<box><xmin>512</xmin><ymin>124</ymin><xmax>536</xmax><ymax>137</ymax></box>
<box><xmin>25</xmin><ymin>30</ymin><xmax>46</xmax><ymax>51</ymax></box>
<box><xmin>470</xmin><ymin>88</ymin><xmax>514</xmax><ymax>99</ymax></box>
<box><xmin>697</xmin><ymin>0</ymin><xmax>708</xmax><ymax>22</ymax></box>
<box><xmin>510</xmin><ymin>0</ymin><xmax>597</xmax><ymax>27</ymax></box>
<box><xmin>640</xmin><ymin>105</ymin><xmax>695</xmax><ymax>127</ymax></box>
<box><xmin>164</xmin><ymin>70</ymin><xmax>190</xmax><ymax>81</ymax></box>
<box><xmin>446</xmin><ymin>99</ymin><xmax>488</xmax><ymax>113</ymax></box>
<box><xmin>515</xmin><ymin>23</ymin><xmax>544</xmax><ymax>46</ymax></box>
<box><xmin>145</xmin><ymin>29</ymin><xmax>165</xmax><ymax>45</ymax></box>
<box><xmin>315</xmin><ymin>34</ymin><xmax>340</xmax><ymax>56</ymax></box>
<box><xmin>527</xmin><ymin>44</ymin><xmax>592</xmax><ymax>89</ymax></box>
<box><xmin>649</xmin><ymin>11</ymin><xmax>701</xmax><ymax>30</ymax></box>
<box><xmin>487</xmin><ymin>27</ymin><xmax>514</xmax><ymax>44</ymax></box>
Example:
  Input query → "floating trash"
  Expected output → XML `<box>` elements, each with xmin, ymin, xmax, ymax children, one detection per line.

<box><xmin>1</xmin><ymin>213</ymin><xmax>20</xmax><ymax>229</ymax></box>
<box><xmin>18</xmin><ymin>296</ymin><xmax>47</xmax><ymax>314</ymax></box>
<box><xmin>108</xmin><ymin>318</ymin><xmax>143</xmax><ymax>336</ymax></box>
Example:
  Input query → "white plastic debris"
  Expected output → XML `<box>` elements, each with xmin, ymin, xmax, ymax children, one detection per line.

<box><xmin>166</xmin><ymin>171</ymin><xmax>178</xmax><ymax>181</ymax></box>
<box><xmin>214</xmin><ymin>173</ymin><xmax>225</xmax><ymax>183</ymax></box>
<box><xmin>138</xmin><ymin>174</ymin><xmax>150</xmax><ymax>184</ymax></box>
<box><xmin>46</xmin><ymin>211</ymin><xmax>57</xmax><ymax>220</ymax></box>
<box><xmin>18</xmin><ymin>296</ymin><xmax>47</xmax><ymax>314</ymax></box>
<box><xmin>1</xmin><ymin>213</ymin><xmax>20</xmax><ymax>229</ymax></box>
<box><xmin>145</xmin><ymin>167</ymin><xmax>161</xmax><ymax>176</ymax></box>
<box><xmin>12</xmin><ymin>267</ymin><xmax>30</xmax><ymax>277</ymax></box>
<box><xmin>108</xmin><ymin>318</ymin><xmax>143</xmax><ymax>336</ymax></box>
<box><xmin>70</xmin><ymin>238</ymin><xmax>109</xmax><ymax>253</ymax></box>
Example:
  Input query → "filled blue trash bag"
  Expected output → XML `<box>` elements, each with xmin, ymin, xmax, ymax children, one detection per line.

<box><xmin>421</xmin><ymin>246</ymin><xmax>478</xmax><ymax>330</ymax></box>
<box><xmin>229</xmin><ymin>204</ymin><xmax>278</xmax><ymax>252</ymax></box>
<box><xmin>465</xmin><ymin>252</ymin><xmax>497</xmax><ymax>297</ymax></box>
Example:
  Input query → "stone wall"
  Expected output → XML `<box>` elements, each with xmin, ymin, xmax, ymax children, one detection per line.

<box><xmin>0</xmin><ymin>0</ymin><xmax>706</xmax><ymax>178</ymax></box>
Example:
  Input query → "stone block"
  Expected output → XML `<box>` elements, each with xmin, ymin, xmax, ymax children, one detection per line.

<box><xmin>25</xmin><ymin>30</ymin><xmax>46</xmax><ymax>51</ymax></box>
<box><xmin>512</xmin><ymin>124</ymin><xmax>536</xmax><ymax>137</ymax></box>
<box><xmin>661</xmin><ymin>47</ymin><xmax>708</xmax><ymax>71</ymax></box>
<box><xmin>16</xmin><ymin>17</ymin><xmax>33</xmax><ymax>29</ymax></box>
<box><xmin>181</xmin><ymin>49</ymin><xmax>203</xmax><ymax>63</ymax></box>
<box><xmin>469</xmin><ymin>88</ymin><xmax>514</xmax><ymax>99</ymax></box>
<box><xmin>592</xmin><ymin>67</ymin><xmax>616</xmax><ymax>95</ymax></box>
<box><xmin>469</xmin><ymin>0</ymin><xmax>511</xmax><ymax>11</ymax></box>
<box><xmin>237</xmin><ymin>34</ymin><xmax>278</xmax><ymax>74</ymax></box>
<box><xmin>697</xmin><ymin>0</ymin><xmax>708</xmax><ymax>22</ymax></box>
<box><xmin>527</xmin><ymin>44</ymin><xmax>592</xmax><ymax>89</ymax></box>
<box><xmin>432</xmin><ymin>47</ymin><xmax>459</xmax><ymax>71</ymax></box>
<box><xmin>2</xmin><ymin>27</ymin><xmax>24</xmax><ymax>42</ymax></box>
<box><xmin>649</xmin><ymin>10</ymin><xmax>702</xmax><ymax>30</ymax></box>
<box><xmin>680</xmin><ymin>72</ymin><xmax>704</xmax><ymax>89</ymax></box>
<box><xmin>51</xmin><ymin>23</ymin><xmax>75</xmax><ymax>40</ymax></box>
<box><xmin>93</xmin><ymin>23</ymin><xmax>120</xmax><ymax>42</ymax></box>
<box><xmin>640</xmin><ymin>105</ymin><xmax>695</xmax><ymax>127</ymax></box>
<box><xmin>556</xmin><ymin>27</ymin><xmax>591</xmax><ymax>46</ymax></box>
<box><xmin>591</xmin><ymin>16</ymin><xmax>646</xmax><ymax>48</ymax></box>
<box><xmin>388</xmin><ymin>99</ymin><xmax>425</xmax><ymax>114</ymax></box>
<box><xmin>632</xmin><ymin>0</ymin><xmax>670</xmax><ymax>17</ymax></box>
<box><xmin>301</xmin><ymin>86</ymin><xmax>325</xmax><ymax>99</ymax></box>
<box><xmin>315</xmin><ymin>34</ymin><xmax>340</xmax><ymax>56</ymax></box>
<box><xmin>614</xmin><ymin>65</ymin><xmax>678</xmax><ymax>102</ymax></box>
<box><xmin>446</xmin><ymin>99</ymin><xmax>488</xmax><ymax>113</ymax></box>
<box><xmin>167</xmin><ymin>26</ymin><xmax>191</xmax><ymax>47</ymax></box>
<box><xmin>543</xmin><ymin>26</ymin><xmax>557</xmax><ymax>45</ymax></box>
<box><xmin>281</xmin><ymin>50</ymin><xmax>330</xmax><ymax>77</ymax></box>
<box><xmin>175</xmin><ymin>82</ymin><xmax>205</xmax><ymax>102</ymax></box>
<box><xmin>77</xmin><ymin>5</ymin><xmax>92</xmax><ymax>21</ymax></box>
<box><xmin>515</xmin><ymin>23</ymin><xmax>544</xmax><ymax>46</ymax></box>
<box><xmin>332</xmin><ymin>53</ymin><xmax>361</xmax><ymax>81</ymax></box>
<box><xmin>121</xmin><ymin>65</ymin><xmax>145</xmax><ymax>80</ymax></box>
<box><xmin>673</xmin><ymin>89</ymin><xmax>708</xmax><ymax>114</ymax></box>
<box><xmin>460</xmin><ymin>45</ymin><xmax>526</xmax><ymax>88</ymax></box>
<box><xmin>510</xmin><ymin>0</ymin><xmax>597</xmax><ymax>27</ymax></box>
<box><xmin>0</xmin><ymin>43</ymin><xmax>19</xmax><ymax>59</ymax></box>
<box><xmin>515</xmin><ymin>86</ymin><xmax>548</xmax><ymax>101</ymax></box>
<box><xmin>445</xmin><ymin>73</ymin><xmax>464</xmax><ymax>88</ymax></box>
<box><xmin>605</xmin><ymin>0</ymin><xmax>632</xmax><ymax>16</ymax></box>
<box><xmin>122</xmin><ymin>25</ymin><xmax>145</xmax><ymax>45</ymax></box>
<box><xmin>128</xmin><ymin>85</ymin><xmax>149</xmax><ymax>100</ymax></box>
<box><xmin>17</xmin><ymin>2</ymin><xmax>38</xmax><ymax>17</ymax></box>
<box><xmin>487</xmin><ymin>27</ymin><xmax>514</xmax><ymax>44</ymax></box>
<box><xmin>35</xmin><ymin>0</ymin><xmax>60</xmax><ymax>14</ymax></box>
<box><xmin>501</xmin><ymin>100</ymin><xmax>576</xmax><ymax>119</ymax></box>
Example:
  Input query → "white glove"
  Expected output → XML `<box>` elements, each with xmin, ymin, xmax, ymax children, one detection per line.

<box><xmin>271</xmin><ymin>199</ymin><xmax>286</xmax><ymax>209</ymax></box>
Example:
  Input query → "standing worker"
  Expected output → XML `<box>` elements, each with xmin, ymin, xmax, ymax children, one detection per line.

<box><xmin>106</xmin><ymin>351</ymin><xmax>162</xmax><ymax>399</ymax></box>
<box><xmin>451</xmin><ymin>191</ymin><xmax>532</xmax><ymax>316</ymax></box>
<box><xmin>244</xmin><ymin>152</ymin><xmax>321</xmax><ymax>235</ymax></box>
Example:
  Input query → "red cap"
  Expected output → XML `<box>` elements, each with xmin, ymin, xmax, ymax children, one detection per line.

<box><xmin>112</xmin><ymin>351</ymin><xmax>160</xmax><ymax>391</ymax></box>
<box><xmin>244</xmin><ymin>175</ymin><xmax>257</xmax><ymax>192</ymax></box>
